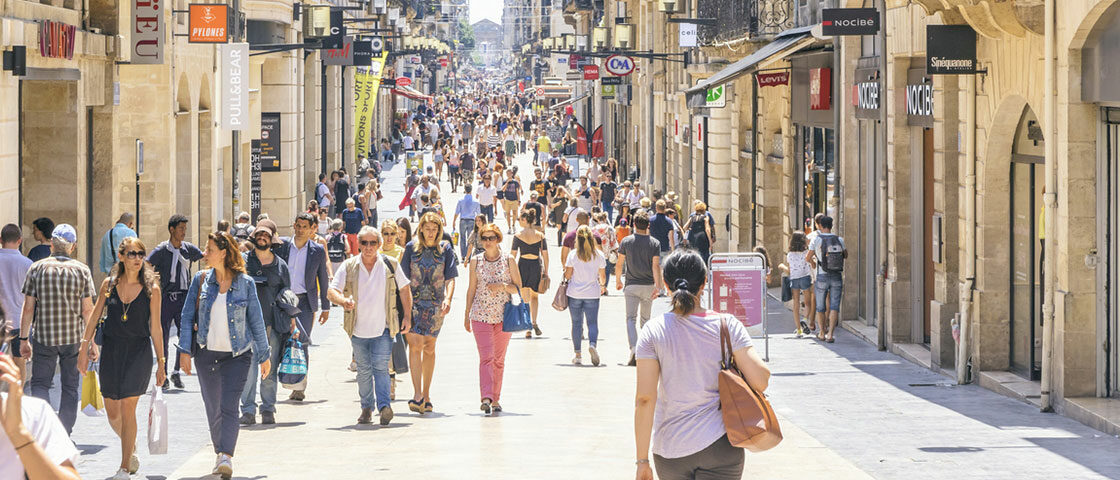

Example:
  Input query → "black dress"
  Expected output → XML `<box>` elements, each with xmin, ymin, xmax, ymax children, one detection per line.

<box><xmin>99</xmin><ymin>286</ymin><xmax>154</xmax><ymax>400</ymax></box>
<box><xmin>687</xmin><ymin>214</ymin><xmax>712</xmax><ymax>264</ymax></box>
<box><xmin>512</xmin><ymin>236</ymin><xmax>546</xmax><ymax>291</ymax></box>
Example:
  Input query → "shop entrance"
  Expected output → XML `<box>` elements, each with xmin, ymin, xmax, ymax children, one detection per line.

<box><xmin>921</xmin><ymin>128</ymin><xmax>934</xmax><ymax>344</ymax></box>
<box><xmin>796</xmin><ymin>125</ymin><xmax>836</xmax><ymax>233</ymax></box>
<box><xmin>20</xmin><ymin>80</ymin><xmax>82</xmax><ymax>252</ymax></box>
<box><xmin>1099</xmin><ymin>107</ymin><xmax>1120</xmax><ymax>397</ymax></box>
<box><xmin>1009</xmin><ymin>108</ymin><xmax>1045</xmax><ymax>381</ymax></box>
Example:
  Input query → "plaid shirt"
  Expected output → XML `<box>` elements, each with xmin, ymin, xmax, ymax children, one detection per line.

<box><xmin>21</xmin><ymin>255</ymin><xmax>95</xmax><ymax>346</ymax></box>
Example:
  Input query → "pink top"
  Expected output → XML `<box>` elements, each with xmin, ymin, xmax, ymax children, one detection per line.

<box><xmin>469</xmin><ymin>251</ymin><xmax>512</xmax><ymax>324</ymax></box>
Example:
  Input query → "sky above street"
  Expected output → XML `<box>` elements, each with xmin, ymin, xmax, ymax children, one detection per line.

<box><xmin>469</xmin><ymin>0</ymin><xmax>503</xmax><ymax>25</ymax></box>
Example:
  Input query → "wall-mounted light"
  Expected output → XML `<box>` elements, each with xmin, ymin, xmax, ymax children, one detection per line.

<box><xmin>592</xmin><ymin>26</ymin><xmax>609</xmax><ymax>51</ymax></box>
<box><xmin>613</xmin><ymin>23</ymin><xmax>635</xmax><ymax>50</ymax></box>
<box><xmin>658</xmin><ymin>0</ymin><xmax>678</xmax><ymax>13</ymax></box>
<box><xmin>368</xmin><ymin>0</ymin><xmax>387</xmax><ymax>15</ymax></box>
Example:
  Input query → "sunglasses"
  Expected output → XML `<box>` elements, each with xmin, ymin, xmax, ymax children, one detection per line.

<box><xmin>481</xmin><ymin>236</ymin><xmax>498</xmax><ymax>242</ymax></box>
<box><xmin>381</xmin><ymin>232</ymin><xmax>397</xmax><ymax>236</ymax></box>
<box><xmin>359</xmin><ymin>240</ymin><xmax>380</xmax><ymax>247</ymax></box>
<box><xmin>124</xmin><ymin>250</ymin><xmax>146</xmax><ymax>259</ymax></box>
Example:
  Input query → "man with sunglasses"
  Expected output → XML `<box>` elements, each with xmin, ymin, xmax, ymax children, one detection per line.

<box><xmin>272</xmin><ymin>213</ymin><xmax>331</xmax><ymax>401</ymax></box>
<box><xmin>328</xmin><ymin>227</ymin><xmax>412</xmax><ymax>425</ymax></box>
<box><xmin>147</xmin><ymin>214</ymin><xmax>205</xmax><ymax>390</ymax></box>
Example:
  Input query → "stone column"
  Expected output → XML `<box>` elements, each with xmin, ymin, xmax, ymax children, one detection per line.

<box><xmin>707</xmin><ymin>91</ymin><xmax>734</xmax><ymax>253</ymax></box>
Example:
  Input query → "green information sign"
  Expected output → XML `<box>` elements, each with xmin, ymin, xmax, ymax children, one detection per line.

<box><xmin>706</xmin><ymin>84</ymin><xmax>726</xmax><ymax>108</ymax></box>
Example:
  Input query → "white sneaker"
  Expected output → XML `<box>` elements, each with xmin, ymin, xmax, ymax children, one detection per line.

<box><xmin>589</xmin><ymin>346</ymin><xmax>600</xmax><ymax>366</ymax></box>
<box><xmin>572</xmin><ymin>354</ymin><xmax>582</xmax><ymax>365</ymax></box>
<box><xmin>111</xmin><ymin>468</ymin><xmax>131</xmax><ymax>480</ymax></box>
<box><xmin>128</xmin><ymin>453</ymin><xmax>139</xmax><ymax>473</ymax></box>
<box><xmin>213</xmin><ymin>454</ymin><xmax>233</xmax><ymax>478</ymax></box>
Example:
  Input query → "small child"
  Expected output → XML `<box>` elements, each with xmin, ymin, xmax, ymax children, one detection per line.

<box><xmin>784</xmin><ymin>232</ymin><xmax>813</xmax><ymax>337</ymax></box>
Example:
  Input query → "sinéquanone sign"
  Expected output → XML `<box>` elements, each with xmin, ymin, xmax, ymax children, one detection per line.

<box><xmin>821</xmin><ymin>8</ymin><xmax>880</xmax><ymax>36</ymax></box>
<box><xmin>927</xmin><ymin>25</ymin><xmax>978</xmax><ymax>75</ymax></box>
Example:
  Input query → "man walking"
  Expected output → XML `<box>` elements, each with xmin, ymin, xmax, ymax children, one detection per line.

<box><xmin>240</xmin><ymin>219</ymin><xmax>294</xmax><ymax>425</ymax></box>
<box><xmin>0</xmin><ymin>224</ymin><xmax>33</xmax><ymax>374</ymax></box>
<box><xmin>20</xmin><ymin>224</ymin><xmax>95</xmax><ymax>434</ymax></box>
<box><xmin>99</xmin><ymin>213</ymin><xmax>137</xmax><ymax>274</ymax></box>
<box><xmin>477</xmin><ymin>174</ymin><xmax>498</xmax><ymax>223</ymax></box>
<box><xmin>273</xmin><ymin>213</ymin><xmax>331</xmax><ymax>401</ymax></box>
<box><xmin>146</xmin><ymin>215</ymin><xmax>204</xmax><ymax>390</ymax></box>
<box><xmin>615</xmin><ymin>212</ymin><xmax>664</xmax><ymax>366</ymax></box>
<box><xmin>806</xmin><ymin>215</ymin><xmax>846</xmax><ymax>343</ymax></box>
<box><xmin>649</xmin><ymin>200</ymin><xmax>676</xmax><ymax>253</ymax></box>
<box><xmin>328</xmin><ymin>227</ymin><xmax>412</xmax><ymax>425</ymax></box>
<box><xmin>453</xmin><ymin>184</ymin><xmax>480</xmax><ymax>260</ymax></box>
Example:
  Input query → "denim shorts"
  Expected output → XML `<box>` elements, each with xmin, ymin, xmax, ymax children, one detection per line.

<box><xmin>789</xmin><ymin>276</ymin><xmax>812</xmax><ymax>290</ymax></box>
<box><xmin>815</xmin><ymin>272</ymin><xmax>843</xmax><ymax>312</ymax></box>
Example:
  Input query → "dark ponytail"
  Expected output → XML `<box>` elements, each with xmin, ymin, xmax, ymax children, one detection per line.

<box><xmin>662</xmin><ymin>249</ymin><xmax>707</xmax><ymax>316</ymax></box>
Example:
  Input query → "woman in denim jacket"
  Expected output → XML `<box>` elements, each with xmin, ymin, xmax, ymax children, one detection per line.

<box><xmin>177</xmin><ymin>231</ymin><xmax>271</xmax><ymax>479</ymax></box>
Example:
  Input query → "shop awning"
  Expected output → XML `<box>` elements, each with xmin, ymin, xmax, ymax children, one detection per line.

<box><xmin>549</xmin><ymin>92</ymin><xmax>592</xmax><ymax>110</ymax></box>
<box><xmin>392</xmin><ymin>85</ymin><xmax>432</xmax><ymax>102</ymax></box>
<box><xmin>684</xmin><ymin>26</ymin><xmax>816</xmax><ymax>96</ymax></box>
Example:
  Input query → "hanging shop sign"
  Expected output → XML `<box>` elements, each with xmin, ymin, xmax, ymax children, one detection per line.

<box><xmin>324</xmin><ymin>10</ymin><xmax>346</xmax><ymax>49</ymax></box>
<box><xmin>323</xmin><ymin>37</ymin><xmax>354</xmax><ymax>66</ymax></box>
<box><xmin>809</xmin><ymin>68</ymin><xmax>832</xmax><ymax>110</ymax></box>
<box><xmin>396</xmin><ymin>76</ymin><xmax>412</xmax><ymax>87</ymax></box>
<box><xmin>250</xmin><ymin>140</ymin><xmax>261</xmax><ymax>221</ymax></box>
<box><xmin>852</xmin><ymin>68</ymin><xmax>880</xmax><ymax>120</ymax></box>
<box><xmin>38</xmin><ymin>21</ymin><xmax>77</xmax><ymax>60</ymax></box>
<box><xmin>259</xmin><ymin>112</ymin><xmax>281</xmax><ymax>172</ymax></box>
<box><xmin>906</xmin><ymin>68</ymin><xmax>934</xmax><ymax>127</ymax></box>
<box><xmin>220</xmin><ymin>43</ymin><xmax>249</xmax><ymax>130</ymax></box>
<box><xmin>604</xmin><ymin>55</ymin><xmax>635</xmax><ymax>76</ymax></box>
<box><xmin>601</xmin><ymin>84</ymin><xmax>616</xmax><ymax>99</ymax></box>
<box><xmin>601</xmin><ymin>76</ymin><xmax>622</xmax><ymax>85</ymax></box>
<box><xmin>131</xmin><ymin>0</ymin><xmax>164</xmax><ymax>64</ymax></box>
<box><xmin>188</xmin><ymin>4</ymin><xmax>228</xmax><ymax>43</ymax></box>
<box><xmin>757</xmin><ymin>72</ymin><xmax>789</xmax><ymax>87</ymax></box>
<box><xmin>352</xmin><ymin>39</ymin><xmax>375</xmax><ymax>67</ymax></box>
<box><xmin>440</xmin><ymin>57</ymin><xmax>448</xmax><ymax>67</ymax></box>
<box><xmin>566</xmin><ymin>70</ymin><xmax>583</xmax><ymax>81</ymax></box>
<box><xmin>821</xmin><ymin>8</ymin><xmax>880</xmax><ymax>36</ymax></box>
<box><xmin>679</xmin><ymin>22</ymin><xmax>698</xmax><ymax>48</ymax></box>
<box><xmin>583</xmin><ymin>64</ymin><xmax>599</xmax><ymax>80</ymax></box>
<box><xmin>353</xmin><ymin>51</ymin><xmax>388</xmax><ymax>160</ymax></box>
<box><xmin>705</xmin><ymin>84</ymin><xmax>726</xmax><ymax>108</ymax></box>
<box><xmin>927</xmin><ymin>25</ymin><xmax>978</xmax><ymax>75</ymax></box>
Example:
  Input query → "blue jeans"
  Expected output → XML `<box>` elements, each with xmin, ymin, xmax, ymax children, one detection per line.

<box><xmin>480</xmin><ymin>205</ymin><xmax>495</xmax><ymax>223</ymax></box>
<box><xmin>351</xmin><ymin>330</ymin><xmax>393</xmax><ymax>410</ymax></box>
<box><xmin>240</xmin><ymin>327</ymin><xmax>286</xmax><ymax>415</ymax></box>
<box><xmin>196</xmin><ymin>348</ymin><xmax>252</xmax><ymax>455</ymax></box>
<box><xmin>602</xmin><ymin>201</ymin><xmax>614</xmax><ymax>223</ymax></box>
<box><xmin>815</xmin><ymin>271</ymin><xmax>844</xmax><ymax>313</ymax></box>
<box><xmin>568</xmin><ymin>297</ymin><xmax>600</xmax><ymax>352</ymax></box>
<box><xmin>28</xmin><ymin>339</ymin><xmax>80</xmax><ymax>434</ymax></box>
<box><xmin>459</xmin><ymin>218</ymin><xmax>476</xmax><ymax>260</ymax></box>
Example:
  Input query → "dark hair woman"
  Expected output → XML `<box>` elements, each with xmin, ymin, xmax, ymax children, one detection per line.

<box><xmin>633</xmin><ymin>249</ymin><xmax>771</xmax><ymax>480</ymax></box>
<box><xmin>512</xmin><ymin>210</ymin><xmax>548</xmax><ymax>338</ymax></box>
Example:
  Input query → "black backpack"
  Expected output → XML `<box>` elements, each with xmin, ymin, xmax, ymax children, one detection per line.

<box><xmin>231</xmin><ymin>224</ymin><xmax>253</xmax><ymax>241</ymax></box>
<box><xmin>327</xmin><ymin>233</ymin><xmax>347</xmax><ymax>263</ymax></box>
<box><xmin>820</xmin><ymin>235</ymin><xmax>845</xmax><ymax>273</ymax></box>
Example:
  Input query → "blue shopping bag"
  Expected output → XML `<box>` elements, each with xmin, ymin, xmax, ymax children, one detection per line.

<box><xmin>502</xmin><ymin>293</ymin><xmax>533</xmax><ymax>333</ymax></box>
<box><xmin>278</xmin><ymin>325</ymin><xmax>308</xmax><ymax>390</ymax></box>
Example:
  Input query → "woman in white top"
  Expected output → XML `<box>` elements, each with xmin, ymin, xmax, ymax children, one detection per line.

<box><xmin>785</xmin><ymin>231</ymin><xmax>813</xmax><ymax>337</ymax></box>
<box><xmin>564</xmin><ymin>226</ymin><xmax>606</xmax><ymax>366</ymax></box>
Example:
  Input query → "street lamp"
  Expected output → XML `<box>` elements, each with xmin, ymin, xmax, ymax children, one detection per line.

<box><xmin>388</xmin><ymin>7</ymin><xmax>399</xmax><ymax>23</ymax></box>
<box><xmin>368</xmin><ymin>0</ymin><xmax>387</xmax><ymax>15</ymax></box>
<box><xmin>576</xmin><ymin>34</ymin><xmax>588</xmax><ymax>52</ymax></box>
<box><xmin>658</xmin><ymin>0</ymin><xmax>679</xmax><ymax>13</ymax></box>
<box><xmin>543</xmin><ymin>37</ymin><xmax>555</xmax><ymax>51</ymax></box>
<box><xmin>592</xmin><ymin>26</ymin><xmax>609</xmax><ymax>51</ymax></box>
<box><xmin>613</xmin><ymin>23</ymin><xmax>635</xmax><ymax>50</ymax></box>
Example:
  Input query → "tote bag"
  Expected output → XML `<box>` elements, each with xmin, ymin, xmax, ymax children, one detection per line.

<box><xmin>502</xmin><ymin>293</ymin><xmax>533</xmax><ymax>332</ymax></box>
<box><xmin>551</xmin><ymin>280</ymin><xmax>569</xmax><ymax>311</ymax></box>
<box><xmin>718</xmin><ymin>317</ymin><xmax>782</xmax><ymax>452</ymax></box>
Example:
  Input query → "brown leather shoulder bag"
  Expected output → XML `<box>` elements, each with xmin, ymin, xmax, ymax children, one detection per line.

<box><xmin>718</xmin><ymin>316</ymin><xmax>782</xmax><ymax>452</ymax></box>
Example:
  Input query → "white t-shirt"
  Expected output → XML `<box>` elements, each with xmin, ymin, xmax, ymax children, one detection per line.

<box><xmin>808</xmin><ymin>232</ymin><xmax>846</xmax><ymax>275</ymax></box>
<box><xmin>478</xmin><ymin>185</ymin><xmax>498</xmax><ymax>206</ymax></box>
<box><xmin>206</xmin><ymin>292</ymin><xmax>233</xmax><ymax>352</ymax></box>
<box><xmin>628</xmin><ymin>190</ymin><xmax>644</xmax><ymax>209</ymax></box>
<box><xmin>565</xmin><ymin>251</ymin><xmax>606</xmax><ymax>299</ymax></box>
<box><xmin>786</xmin><ymin>251</ymin><xmax>811</xmax><ymax>280</ymax></box>
<box><xmin>0</xmin><ymin>394</ymin><xmax>80</xmax><ymax>479</ymax></box>
<box><xmin>329</xmin><ymin>258</ymin><xmax>410</xmax><ymax>339</ymax></box>
<box><xmin>565</xmin><ymin>207</ymin><xmax>585</xmax><ymax>233</ymax></box>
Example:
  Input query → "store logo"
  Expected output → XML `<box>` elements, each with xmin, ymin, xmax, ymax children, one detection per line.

<box><xmin>605</xmin><ymin>55</ymin><xmax>635</xmax><ymax>76</ymax></box>
<box><xmin>906</xmin><ymin>83</ymin><xmax>933</xmax><ymax>117</ymax></box>
<box><xmin>853</xmin><ymin>81</ymin><xmax>879</xmax><ymax>110</ymax></box>
<box><xmin>821</xmin><ymin>8</ymin><xmax>880</xmax><ymax>36</ymax></box>
<box><xmin>188</xmin><ymin>4</ymin><xmax>228</xmax><ymax>43</ymax></box>
<box><xmin>757</xmin><ymin>72</ymin><xmax>789</xmax><ymax>87</ymax></box>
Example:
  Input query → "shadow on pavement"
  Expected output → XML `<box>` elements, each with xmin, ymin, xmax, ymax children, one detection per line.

<box><xmin>243</xmin><ymin>422</ymin><xmax>306</xmax><ymax>430</ymax></box>
<box><xmin>76</xmin><ymin>443</ymin><xmax>108</xmax><ymax>455</ymax></box>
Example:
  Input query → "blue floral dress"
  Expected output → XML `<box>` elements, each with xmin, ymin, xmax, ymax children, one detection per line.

<box><xmin>401</xmin><ymin>241</ymin><xmax>459</xmax><ymax>337</ymax></box>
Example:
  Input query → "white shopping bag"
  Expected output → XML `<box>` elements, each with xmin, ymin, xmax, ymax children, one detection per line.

<box><xmin>147</xmin><ymin>388</ymin><xmax>168</xmax><ymax>455</ymax></box>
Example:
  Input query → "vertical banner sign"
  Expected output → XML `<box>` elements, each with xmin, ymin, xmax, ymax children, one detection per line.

<box><xmin>221</xmin><ymin>43</ymin><xmax>249</xmax><ymax>130</ymax></box>
<box><xmin>353</xmin><ymin>51</ymin><xmax>388</xmax><ymax>160</ymax></box>
<box><xmin>809</xmin><ymin>67</ymin><xmax>832</xmax><ymax>110</ymax></box>
<box><xmin>250</xmin><ymin>140</ymin><xmax>262</xmax><ymax>221</ymax></box>
<box><xmin>259</xmin><ymin>112</ymin><xmax>281</xmax><ymax>172</ymax></box>
<box><xmin>591</xmin><ymin>126</ymin><xmax>604</xmax><ymax>159</ymax></box>
<box><xmin>131</xmin><ymin>0</ymin><xmax>164</xmax><ymax>64</ymax></box>
<box><xmin>575</xmin><ymin>122</ymin><xmax>588</xmax><ymax>156</ymax></box>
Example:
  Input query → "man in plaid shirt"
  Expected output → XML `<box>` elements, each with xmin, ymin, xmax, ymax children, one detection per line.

<box><xmin>19</xmin><ymin>223</ymin><xmax>95</xmax><ymax>435</ymax></box>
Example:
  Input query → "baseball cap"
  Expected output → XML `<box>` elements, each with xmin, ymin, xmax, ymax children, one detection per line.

<box><xmin>52</xmin><ymin>224</ymin><xmax>77</xmax><ymax>243</ymax></box>
<box><xmin>253</xmin><ymin>219</ymin><xmax>280</xmax><ymax>244</ymax></box>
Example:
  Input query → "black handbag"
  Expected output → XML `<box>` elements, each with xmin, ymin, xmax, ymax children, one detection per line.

<box><xmin>781</xmin><ymin>276</ymin><xmax>793</xmax><ymax>303</ymax></box>
<box><xmin>391</xmin><ymin>333</ymin><xmax>409</xmax><ymax>374</ymax></box>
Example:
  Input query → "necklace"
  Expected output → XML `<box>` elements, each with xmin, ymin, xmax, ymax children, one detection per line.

<box><xmin>119</xmin><ymin>286</ymin><xmax>137</xmax><ymax>322</ymax></box>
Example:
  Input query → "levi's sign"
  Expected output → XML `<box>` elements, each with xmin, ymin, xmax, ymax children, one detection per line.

<box><xmin>821</xmin><ymin>8</ymin><xmax>880</xmax><ymax>36</ymax></box>
<box><xmin>756</xmin><ymin>72</ymin><xmax>789</xmax><ymax>87</ymax></box>
<box><xmin>927</xmin><ymin>25</ymin><xmax>978</xmax><ymax>74</ymax></box>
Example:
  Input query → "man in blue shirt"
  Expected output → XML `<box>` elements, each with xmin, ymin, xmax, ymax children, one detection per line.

<box><xmin>452</xmin><ymin>184</ymin><xmax>480</xmax><ymax>260</ymax></box>
<box><xmin>147</xmin><ymin>214</ymin><xmax>204</xmax><ymax>390</ymax></box>
<box><xmin>99</xmin><ymin>213</ymin><xmax>137</xmax><ymax>274</ymax></box>
<box><xmin>0</xmin><ymin>224</ymin><xmax>33</xmax><ymax>374</ymax></box>
<box><xmin>272</xmin><ymin>213</ymin><xmax>331</xmax><ymax>401</ymax></box>
<box><xmin>649</xmin><ymin>200</ymin><xmax>676</xmax><ymax>253</ymax></box>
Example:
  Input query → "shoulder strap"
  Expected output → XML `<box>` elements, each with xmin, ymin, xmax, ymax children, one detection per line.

<box><xmin>719</xmin><ymin>316</ymin><xmax>734</xmax><ymax>370</ymax></box>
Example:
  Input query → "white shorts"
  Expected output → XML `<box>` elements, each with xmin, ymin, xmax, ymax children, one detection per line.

<box><xmin>537</xmin><ymin>151</ymin><xmax>550</xmax><ymax>163</ymax></box>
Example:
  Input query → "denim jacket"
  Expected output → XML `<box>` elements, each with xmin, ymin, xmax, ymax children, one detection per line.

<box><xmin>178</xmin><ymin>269</ymin><xmax>271</xmax><ymax>364</ymax></box>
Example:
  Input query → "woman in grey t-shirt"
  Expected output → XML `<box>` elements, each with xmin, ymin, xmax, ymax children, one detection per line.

<box><xmin>633</xmin><ymin>249</ymin><xmax>771</xmax><ymax>480</ymax></box>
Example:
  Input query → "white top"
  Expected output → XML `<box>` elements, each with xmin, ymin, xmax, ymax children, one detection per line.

<box><xmin>478</xmin><ymin>185</ymin><xmax>498</xmax><ymax>206</ymax></box>
<box><xmin>0</xmin><ymin>394</ymin><xmax>80</xmax><ymax>479</ymax></box>
<box><xmin>329</xmin><ymin>258</ymin><xmax>410</xmax><ymax>339</ymax></box>
<box><xmin>627</xmin><ymin>191</ymin><xmax>644</xmax><ymax>209</ymax></box>
<box><xmin>206</xmin><ymin>292</ymin><xmax>233</xmax><ymax>352</ymax></box>
<box><xmin>786</xmin><ymin>251</ymin><xmax>812</xmax><ymax>280</ymax></box>
<box><xmin>565</xmin><ymin>251</ymin><xmax>606</xmax><ymax>299</ymax></box>
<box><xmin>565</xmin><ymin>207</ymin><xmax>585</xmax><ymax>233</ymax></box>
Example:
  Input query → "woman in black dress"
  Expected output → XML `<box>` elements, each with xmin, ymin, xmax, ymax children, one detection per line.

<box><xmin>78</xmin><ymin>237</ymin><xmax>164</xmax><ymax>480</ymax></box>
<box><xmin>685</xmin><ymin>201</ymin><xmax>714</xmax><ymax>265</ymax></box>
<box><xmin>512</xmin><ymin>210</ymin><xmax>549</xmax><ymax>339</ymax></box>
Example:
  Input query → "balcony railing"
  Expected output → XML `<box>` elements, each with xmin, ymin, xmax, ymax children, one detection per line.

<box><xmin>697</xmin><ymin>0</ymin><xmax>794</xmax><ymax>43</ymax></box>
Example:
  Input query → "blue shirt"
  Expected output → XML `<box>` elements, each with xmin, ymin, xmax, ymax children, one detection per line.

<box><xmin>287</xmin><ymin>240</ymin><xmax>310</xmax><ymax>294</ymax></box>
<box><xmin>650</xmin><ymin>214</ymin><xmax>674</xmax><ymax>252</ymax></box>
<box><xmin>454</xmin><ymin>195</ymin><xmax>480</xmax><ymax>220</ymax></box>
<box><xmin>341</xmin><ymin>208</ymin><xmax>365</xmax><ymax>234</ymax></box>
<box><xmin>27</xmin><ymin>245</ymin><xmax>50</xmax><ymax>262</ymax></box>
<box><xmin>99</xmin><ymin>223</ymin><xmax>138</xmax><ymax>274</ymax></box>
<box><xmin>0</xmin><ymin>249</ymin><xmax>32</xmax><ymax>329</ymax></box>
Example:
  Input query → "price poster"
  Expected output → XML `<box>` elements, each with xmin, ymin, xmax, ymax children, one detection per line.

<box><xmin>710</xmin><ymin>267</ymin><xmax>765</xmax><ymax>327</ymax></box>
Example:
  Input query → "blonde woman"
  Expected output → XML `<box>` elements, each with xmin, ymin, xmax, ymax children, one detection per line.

<box><xmin>379</xmin><ymin>219</ymin><xmax>405</xmax><ymax>262</ymax></box>
<box><xmin>564</xmin><ymin>226</ymin><xmax>606</xmax><ymax>366</ymax></box>
<box><xmin>77</xmin><ymin>237</ymin><xmax>164</xmax><ymax>479</ymax></box>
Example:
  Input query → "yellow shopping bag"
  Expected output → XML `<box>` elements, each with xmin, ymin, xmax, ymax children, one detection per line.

<box><xmin>81</xmin><ymin>369</ymin><xmax>105</xmax><ymax>416</ymax></box>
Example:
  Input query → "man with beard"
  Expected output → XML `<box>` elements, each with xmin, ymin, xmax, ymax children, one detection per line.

<box><xmin>239</xmin><ymin>219</ymin><xmax>295</xmax><ymax>425</ymax></box>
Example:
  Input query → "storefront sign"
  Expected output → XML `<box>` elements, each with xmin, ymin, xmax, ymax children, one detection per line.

<box><xmin>325</xmin><ymin>10</ymin><xmax>346</xmax><ymax>49</ymax></box>
<box><xmin>38</xmin><ymin>21</ymin><xmax>77</xmax><ymax>60</ymax></box>
<box><xmin>352</xmin><ymin>39</ymin><xmax>374</xmax><ymax>67</ymax></box>
<box><xmin>821</xmin><ymin>8</ymin><xmax>880</xmax><ymax>36</ymax></box>
<box><xmin>679</xmin><ymin>23</ymin><xmax>697</xmax><ymax>47</ymax></box>
<box><xmin>188</xmin><ymin>4</ymin><xmax>228</xmax><ymax>43</ymax></box>
<box><xmin>601</xmin><ymin>76</ymin><xmax>622</xmax><ymax>85</ymax></box>
<box><xmin>809</xmin><ymin>68</ymin><xmax>831</xmax><ymax>110</ymax></box>
<box><xmin>927</xmin><ymin>25</ymin><xmax>978</xmax><ymax>75</ymax></box>
<box><xmin>705</xmin><ymin>84</ymin><xmax>726</xmax><ymax>108</ymax></box>
<box><xmin>591</xmin><ymin>125</ymin><xmax>604</xmax><ymax>158</ymax></box>
<box><xmin>906</xmin><ymin>68</ymin><xmax>934</xmax><ymax>126</ymax></box>
<box><xmin>220</xmin><ymin>43</ymin><xmax>249</xmax><ymax>130</ymax></box>
<box><xmin>353</xmin><ymin>52</ymin><xmax>387</xmax><ymax>160</ymax></box>
<box><xmin>604</xmin><ymin>55</ymin><xmax>635</xmax><ymax>76</ymax></box>
<box><xmin>250</xmin><ymin>140</ymin><xmax>261</xmax><ymax>221</ymax></box>
<box><xmin>757</xmin><ymin>72</ymin><xmax>789</xmax><ymax>87</ymax></box>
<box><xmin>439</xmin><ymin>57</ymin><xmax>448</xmax><ymax>67</ymax></box>
<box><xmin>259</xmin><ymin>112</ymin><xmax>281</xmax><ymax>172</ymax></box>
<box><xmin>323</xmin><ymin>38</ymin><xmax>354</xmax><ymax>66</ymax></box>
<box><xmin>396</xmin><ymin>76</ymin><xmax>412</xmax><ymax>87</ymax></box>
<box><xmin>852</xmin><ymin>68</ymin><xmax>879</xmax><ymax>120</ymax></box>
<box><xmin>601</xmin><ymin>84</ymin><xmax>616</xmax><ymax>99</ymax></box>
<box><xmin>583</xmin><ymin>64</ymin><xmax>599</xmax><ymax>80</ymax></box>
<box><xmin>131</xmin><ymin>0</ymin><xmax>164</xmax><ymax>64</ymax></box>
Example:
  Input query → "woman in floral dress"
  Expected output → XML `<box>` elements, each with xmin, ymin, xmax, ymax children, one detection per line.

<box><xmin>463</xmin><ymin>223</ymin><xmax>522</xmax><ymax>415</ymax></box>
<box><xmin>400</xmin><ymin>212</ymin><xmax>459</xmax><ymax>414</ymax></box>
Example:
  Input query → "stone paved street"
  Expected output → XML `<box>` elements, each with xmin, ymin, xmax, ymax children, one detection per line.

<box><xmin>65</xmin><ymin>149</ymin><xmax>1120</xmax><ymax>480</ymax></box>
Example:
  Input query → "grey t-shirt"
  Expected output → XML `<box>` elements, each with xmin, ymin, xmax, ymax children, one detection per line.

<box><xmin>636</xmin><ymin>311</ymin><xmax>753</xmax><ymax>459</ymax></box>
<box><xmin>619</xmin><ymin>234</ymin><xmax>661</xmax><ymax>285</ymax></box>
